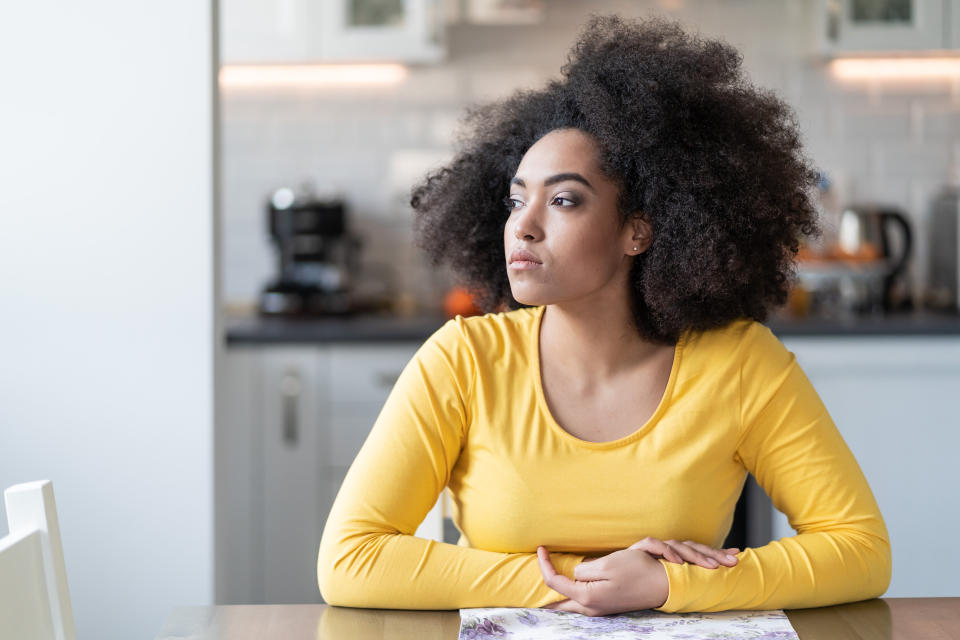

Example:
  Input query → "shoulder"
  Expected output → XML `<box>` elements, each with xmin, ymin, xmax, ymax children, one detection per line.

<box><xmin>681</xmin><ymin>316</ymin><xmax>755</xmax><ymax>352</ymax></box>
<box><xmin>420</xmin><ymin>305</ymin><xmax>538</xmax><ymax>369</ymax></box>
<box><xmin>463</xmin><ymin>305</ymin><xmax>539</xmax><ymax>342</ymax></box>
<box><xmin>683</xmin><ymin>317</ymin><xmax>791</xmax><ymax>369</ymax></box>
<box><xmin>432</xmin><ymin>305</ymin><xmax>538</xmax><ymax>350</ymax></box>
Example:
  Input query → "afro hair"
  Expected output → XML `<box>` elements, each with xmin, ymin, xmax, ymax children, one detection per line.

<box><xmin>410</xmin><ymin>13</ymin><xmax>821</xmax><ymax>344</ymax></box>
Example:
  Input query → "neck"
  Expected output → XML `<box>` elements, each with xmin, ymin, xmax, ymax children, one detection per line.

<box><xmin>539</xmin><ymin>293</ymin><xmax>666</xmax><ymax>384</ymax></box>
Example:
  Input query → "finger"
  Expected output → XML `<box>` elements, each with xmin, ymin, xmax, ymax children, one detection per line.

<box><xmin>681</xmin><ymin>540</ymin><xmax>739</xmax><ymax>566</ymax></box>
<box><xmin>628</xmin><ymin>537</ymin><xmax>685</xmax><ymax>564</ymax></box>
<box><xmin>537</xmin><ymin>547</ymin><xmax>590</xmax><ymax>602</ymax></box>
<box><xmin>627</xmin><ymin>538</ymin><xmax>682</xmax><ymax>563</ymax></box>
<box><xmin>573</xmin><ymin>558</ymin><xmax>609</xmax><ymax>582</ymax></box>
<box><xmin>662</xmin><ymin>540</ymin><xmax>720</xmax><ymax>568</ymax></box>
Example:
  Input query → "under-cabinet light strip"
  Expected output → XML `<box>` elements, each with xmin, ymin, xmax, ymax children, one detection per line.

<box><xmin>830</xmin><ymin>57</ymin><xmax>960</xmax><ymax>80</ymax></box>
<box><xmin>219</xmin><ymin>64</ymin><xmax>408</xmax><ymax>88</ymax></box>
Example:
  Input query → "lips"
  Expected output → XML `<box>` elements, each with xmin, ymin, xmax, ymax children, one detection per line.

<box><xmin>509</xmin><ymin>247</ymin><xmax>542</xmax><ymax>264</ymax></box>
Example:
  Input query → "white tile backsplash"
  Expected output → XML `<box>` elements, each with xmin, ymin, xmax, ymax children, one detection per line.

<box><xmin>221</xmin><ymin>0</ymin><xmax>959</xmax><ymax>311</ymax></box>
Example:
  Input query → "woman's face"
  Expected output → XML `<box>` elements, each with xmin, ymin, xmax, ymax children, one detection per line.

<box><xmin>503</xmin><ymin>127</ymin><xmax>650</xmax><ymax>308</ymax></box>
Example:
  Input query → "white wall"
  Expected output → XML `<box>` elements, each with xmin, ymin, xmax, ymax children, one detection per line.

<box><xmin>0</xmin><ymin>2</ymin><xmax>218</xmax><ymax>639</ymax></box>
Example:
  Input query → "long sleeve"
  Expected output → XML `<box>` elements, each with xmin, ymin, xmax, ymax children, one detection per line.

<box><xmin>654</xmin><ymin>322</ymin><xmax>892</xmax><ymax>613</ymax></box>
<box><xmin>317</xmin><ymin>318</ymin><xmax>585</xmax><ymax>609</ymax></box>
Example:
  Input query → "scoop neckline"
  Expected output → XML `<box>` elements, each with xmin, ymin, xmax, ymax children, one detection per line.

<box><xmin>530</xmin><ymin>304</ymin><xmax>686</xmax><ymax>451</ymax></box>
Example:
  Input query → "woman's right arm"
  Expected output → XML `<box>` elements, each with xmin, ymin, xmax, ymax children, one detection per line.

<box><xmin>316</xmin><ymin>318</ymin><xmax>585</xmax><ymax>609</ymax></box>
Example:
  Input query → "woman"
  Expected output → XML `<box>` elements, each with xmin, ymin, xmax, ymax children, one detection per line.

<box><xmin>317</xmin><ymin>14</ymin><xmax>891</xmax><ymax>616</ymax></box>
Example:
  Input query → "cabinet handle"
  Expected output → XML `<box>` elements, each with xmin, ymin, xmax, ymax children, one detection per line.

<box><xmin>826</xmin><ymin>0</ymin><xmax>840</xmax><ymax>43</ymax></box>
<box><xmin>280</xmin><ymin>370</ymin><xmax>302</xmax><ymax>447</ymax></box>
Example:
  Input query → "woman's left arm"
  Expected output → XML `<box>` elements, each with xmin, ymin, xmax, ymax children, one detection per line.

<box><xmin>653</xmin><ymin>323</ymin><xmax>892</xmax><ymax>613</ymax></box>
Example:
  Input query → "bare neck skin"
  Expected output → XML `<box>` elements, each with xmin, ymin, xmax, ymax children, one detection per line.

<box><xmin>539</xmin><ymin>285</ymin><xmax>672</xmax><ymax>394</ymax></box>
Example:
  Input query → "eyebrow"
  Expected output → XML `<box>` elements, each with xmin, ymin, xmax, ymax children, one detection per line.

<box><xmin>510</xmin><ymin>172</ymin><xmax>595</xmax><ymax>192</ymax></box>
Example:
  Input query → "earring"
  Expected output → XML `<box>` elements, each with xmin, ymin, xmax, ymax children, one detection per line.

<box><xmin>633</xmin><ymin>246</ymin><xmax>638</xmax><ymax>251</ymax></box>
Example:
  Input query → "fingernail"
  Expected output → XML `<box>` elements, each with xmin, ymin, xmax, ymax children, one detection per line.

<box><xmin>706</xmin><ymin>558</ymin><xmax>718</xmax><ymax>566</ymax></box>
<box><xmin>726</xmin><ymin>554</ymin><xmax>737</xmax><ymax>561</ymax></box>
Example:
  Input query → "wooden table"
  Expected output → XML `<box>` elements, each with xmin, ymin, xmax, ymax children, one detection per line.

<box><xmin>155</xmin><ymin>598</ymin><xmax>960</xmax><ymax>639</ymax></box>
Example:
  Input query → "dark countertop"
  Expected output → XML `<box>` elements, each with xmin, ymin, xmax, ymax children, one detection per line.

<box><xmin>226</xmin><ymin>311</ymin><xmax>451</xmax><ymax>345</ymax></box>
<box><xmin>225</xmin><ymin>308</ymin><xmax>960</xmax><ymax>345</ymax></box>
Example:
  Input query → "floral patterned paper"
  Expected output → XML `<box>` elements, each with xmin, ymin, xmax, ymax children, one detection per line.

<box><xmin>458</xmin><ymin>607</ymin><xmax>799</xmax><ymax>639</ymax></box>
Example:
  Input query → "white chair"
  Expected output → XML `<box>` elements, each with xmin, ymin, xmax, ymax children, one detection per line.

<box><xmin>0</xmin><ymin>480</ymin><xmax>76</xmax><ymax>640</ymax></box>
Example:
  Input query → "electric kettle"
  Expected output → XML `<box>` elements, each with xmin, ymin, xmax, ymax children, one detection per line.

<box><xmin>791</xmin><ymin>202</ymin><xmax>914</xmax><ymax>318</ymax></box>
<box><xmin>836</xmin><ymin>203</ymin><xmax>913</xmax><ymax>311</ymax></box>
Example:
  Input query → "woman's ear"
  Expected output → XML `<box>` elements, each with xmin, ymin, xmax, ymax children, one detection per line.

<box><xmin>627</xmin><ymin>212</ymin><xmax>653</xmax><ymax>255</ymax></box>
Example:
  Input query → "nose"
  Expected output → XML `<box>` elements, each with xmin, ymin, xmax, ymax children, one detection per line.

<box><xmin>510</xmin><ymin>198</ymin><xmax>542</xmax><ymax>241</ymax></box>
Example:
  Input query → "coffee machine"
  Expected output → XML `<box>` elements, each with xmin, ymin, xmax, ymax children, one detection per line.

<box><xmin>258</xmin><ymin>186</ymin><xmax>363</xmax><ymax>316</ymax></box>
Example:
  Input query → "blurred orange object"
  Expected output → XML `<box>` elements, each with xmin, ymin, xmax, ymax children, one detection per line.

<box><xmin>796</xmin><ymin>242</ymin><xmax>823</xmax><ymax>263</ymax></box>
<box><xmin>825</xmin><ymin>241</ymin><xmax>882</xmax><ymax>262</ymax></box>
<box><xmin>796</xmin><ymin>244</ymin><xmax>815</xmax><ymax>261</ymax></box>
<box><xmin>443</xmin><ymin>286</ymin><xmax>482</xmax><ymax>318</ymax></box>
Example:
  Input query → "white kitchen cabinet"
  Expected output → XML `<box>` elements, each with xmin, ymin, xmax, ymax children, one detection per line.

<box><xmin>215</xmin><ymin>348</ymin><xmax>261</xmax><ymax>606</ymax></box>
<box><xmin>220</xmin><ymin>0</ymin><xmax>445</xmax><ymax>65</ymax></box>
<box><xmin>818</xmin><ymin>0</ymin><xmax>955</xmax><ymax>54</ymax></box>
<box><xmin>319</xmin><ymin>0</ymin><xmax>445</xmax><ymax>63</ymax></box>
<box><xmin>217</xmin><ymin>341</ymin><xmax>446</xmax><ymax>605</ymax></box>
<box><xmin>260</xmin><ymin>348</ymin><xmax>328</xmax><ymax>604</ymax></box>
<box><xmin>326</xmin><ymin>342</ymin><xmax>418</xmax><ymax>475</ymax></box>
<box><xmin>768</xmin><ymin>335</ymin><xmax>960</xmax><ymax>597</ymax></box>
<box><xmin>216</xmin><ymin>346</ymin><xmax>329</xmax><ymax>605</ymax></box>
<box><xmin>220</xmin><ymin>0</ymin><xmax>316</xmax><ymax>64</ymax></box>
<box><xmin>952</xmin><ymin>0</ymin><xmax>960</xmax><ymax>46</ymax></box>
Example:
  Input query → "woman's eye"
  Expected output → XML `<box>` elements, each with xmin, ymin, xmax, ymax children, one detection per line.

<box><xmin>502</xmin><ymin>195</ymin><xmax>575</xmax><ymax>211</ymax></box>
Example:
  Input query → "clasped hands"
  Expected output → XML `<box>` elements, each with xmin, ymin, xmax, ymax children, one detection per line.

<box><xmin>537</xmin><ymin>537</ymin><xmax>740</xmax><ymax>616</ymax></box>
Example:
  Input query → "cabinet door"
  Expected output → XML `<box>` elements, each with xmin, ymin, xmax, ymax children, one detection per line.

<box><xmin>773</xmin><ymin>336</ymin><xmax>960</xmax><ymax>597</ymax></box>
<box><xmin>951</xmin><ymin>0</ymin><xmax>960</xmax><ymax>47</ymax></box>
<box><xmin>220</xmin><ymin>0</ymin><xmax>321</xmax><ymax>64</ymax></box>
<box><xmin>326</xmin><ymin>343</ymin><xmax>446</xmax><ymax>542</ymax></box>
<box><xmin>216</xmin><ymin>349</ymin><xmax>261</xmax><ymax>605</ymax></box>
<box><xmin>318</xmin><ymin>0</ymin><xmax>445</xmax><ymax>63</ymax></box>
<box><xmin>221</xmin><ymin>0</ymin><xmax>445</xmax><ymax>65</ymax></box>
<box><xmin>259</xmin><ymin>347</ymin><xmax>327</xmax><ymax>604</ymax></box>
<box><xmin>821</xmin><ymin>0</ymin><xmax>947</xmax><ymax>53</ymax></box>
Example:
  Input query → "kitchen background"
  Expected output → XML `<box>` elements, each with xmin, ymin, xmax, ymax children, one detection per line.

<box><xmin>2</xmin><ymin>2</ymin><xmax>959</xmax><ymax>640</ymax></box>
<box><xmin>215</xmin><ymin>0</ymin><xmax>960</xmax><ymax>614</ymax></box>
<box><xmin>221</xmin><ymin>0</ymin><xmax>960</xmax><ymax>316</ymax></box>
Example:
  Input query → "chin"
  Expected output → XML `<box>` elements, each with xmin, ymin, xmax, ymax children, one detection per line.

<box><xmin>508</xmin><ymin>284</ymin><xmax>551</xmax><ymax>307</ymax></box>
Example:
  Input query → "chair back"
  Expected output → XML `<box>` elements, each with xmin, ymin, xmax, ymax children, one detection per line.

<box><xmin>0</xmin><ymin>480</ymin><xmax>76</xmax><ymax>640</ymax></box>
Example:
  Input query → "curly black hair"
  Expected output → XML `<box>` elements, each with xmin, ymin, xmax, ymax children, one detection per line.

<box><xmin>410</xmin><ymin>13</ymin><xmax>820</xmax><ymax>345</ymax></box>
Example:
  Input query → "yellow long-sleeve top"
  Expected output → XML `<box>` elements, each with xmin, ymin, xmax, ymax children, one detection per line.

<box><xmin>317</xmin><ymin>305</ymin><xmax>891</xmax><ymax>612</ymax></box>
